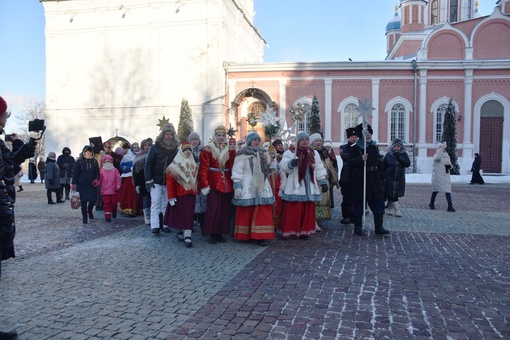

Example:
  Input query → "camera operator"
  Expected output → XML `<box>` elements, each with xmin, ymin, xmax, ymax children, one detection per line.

<box><xmin>0</xmin><ymin>96</ymin><xmax>37</xmax><ymax>281</ymax></box>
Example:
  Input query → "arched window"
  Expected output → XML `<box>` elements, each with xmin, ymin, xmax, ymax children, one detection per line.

<box><xmin>435</xmin><ymin>104</ymin><xmax>448</xmax><ymax>143</ymax></box>
<box><xmin>431</xmin><ymin>0</ymin><xmax>439</xmax><ymax>25</ymax></box>
<box><xmin>450</xmin><ymin>0</ymin><xmax>458</xmax><ymax>22</ymax></box>
<box><xmin>297</xmin><ymin>110</ymin><xmax>312</xmax><ymax>134</ymax></box>
<box><xmin>390</xmin><ymin>104</ymin><xmax>406</xmax><ymax>141</ymax></box>
<box><xmin>344</xmin><ymin>103</ymin><xmax>359</xmax><ymax>138</ymax></box>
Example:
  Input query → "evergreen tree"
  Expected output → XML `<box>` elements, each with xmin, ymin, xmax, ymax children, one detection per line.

<box><xmin>441</xmin><ymin>98</ymin><xmax>460</xmax><ymax>175</ymax></box>
<box><xmin>309</xmin><ymin>94</ymin><xmax>323</xmax><ymax>136</ymax></box>
<box><xmin>177</xmin><ymin>98</ymin><xmax>194</xmax><ymax>143</ymax></box>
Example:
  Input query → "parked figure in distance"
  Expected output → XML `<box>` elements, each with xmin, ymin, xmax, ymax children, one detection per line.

<box><xmin>37</xmin><ymin>156</ymin><xmax>45</xmax><ymax>183</ymax></box>
<box><xmin>382</xmin><ymin>139</ymin><xmax>411</xmax><ymax>217</ymax></box>
<box><xmin>470</xmin><ymin>153</ymin><xmax>485</xmax><ymax>185</ymax></box>
<box><xmin>28</xmin><ymin>158</ymin><xmax>37</xmax><ymax>183</ymax></box>
<box><xmin>429</xmin><ymin>142</ymin><xmax>455</xmax><ymax>212</ymax></box>
<box><xmin>44</xmin><ymin>152</ymin><xmax>64</xmax><ymax>204</ymax></box>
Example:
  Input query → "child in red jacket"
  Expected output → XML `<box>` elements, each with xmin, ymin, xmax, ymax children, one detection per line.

<box><xmin>98</xmin><ymin>155</ymin><xmax>121</xmax><ymax>222</ymax></box>
<box><xmin>164</xmin><ymin>142</ymin><xmax>198</xmax><ymax>248</ymax></box>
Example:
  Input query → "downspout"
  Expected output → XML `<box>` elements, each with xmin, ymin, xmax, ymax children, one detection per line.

<box><xmin>412</xmin><ymin>59</ymin><xmax>418</xmax><ymax>173</ymax></box>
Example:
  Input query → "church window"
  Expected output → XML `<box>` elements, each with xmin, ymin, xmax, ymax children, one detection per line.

<box><xmin>435</xmin><ymin>104</ymin><xmax>448</xmax><ymax>143</ymax></box>
<box><xmin>431</xmin><ymin>0</ymin><xmax>439</xmax><ymax>25</ymax></box>
<box><xmin>450</xmin><ymin>0</ymin><xmax>458</xmax><ymax>22</ymax></box>
<box><xmin>344</xmin><ymin>103</ymin><xmax>359</xmax><ymax>138</ymax></box>
<box><xmin>390</xmin><ymin>104</ymin><xmax>406</xmax><ymax>142</ymax></box>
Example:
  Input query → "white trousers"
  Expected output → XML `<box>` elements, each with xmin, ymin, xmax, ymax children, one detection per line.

<box><xmin>150</xmin><ymin>183</ymin><xmax>168</xmax><ymax>230</ymax></box>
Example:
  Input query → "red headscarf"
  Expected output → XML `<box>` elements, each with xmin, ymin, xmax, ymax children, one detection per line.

<box><xmin>296</xmin><ymin>146</ymin><xmax>315</xmax><ymax>184</ymax></box>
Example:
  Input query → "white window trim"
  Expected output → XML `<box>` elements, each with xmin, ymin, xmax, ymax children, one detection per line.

<box><xmin>385</xmin><ymin>96</ymin><xmax>412</xmax><ymax>145</ymax></box>
<box><xmin>430</xmin><ymin>96</ymin><xmax>459</xmax><ymax>143</ymax></box>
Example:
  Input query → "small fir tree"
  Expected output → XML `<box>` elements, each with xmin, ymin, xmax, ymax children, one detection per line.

<box><xmin>441</xmin><ymin>98</ymin><xmax>460</xmax><ymax>175</ymax></box>
<box><xmin>177</xmin><ymin>98</ymin><xmax>194</xmax><ymax>143</ymax></box>
<box><xmin>309</xmin><ymin>94</ymin><xmax>323</xmax><ymax>136</ymax></box>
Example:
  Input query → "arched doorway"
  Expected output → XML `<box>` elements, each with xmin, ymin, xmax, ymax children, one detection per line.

<box><xmin>479</xmin><ymin>100</ymin><xmax>503</xmax><ymax>173</ymax></box>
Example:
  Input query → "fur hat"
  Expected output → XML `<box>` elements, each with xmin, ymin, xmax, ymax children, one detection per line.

<box><xmin>355</xmin><ymin>123</ymin><xmax>373</xmax><ymax>138</ymax></box>
<box><xmin>188</xmin><ymin>131</ymin><xmax>200</xmax><ymax>142</ymax></box>
<box><xmin>309</xmin><ymin>133</ymin><xmax>322</xmax><ymax>144</ymax></box>
<box><xmin>61</xmin><ymin>147</ymin><xmax>71</xmax><ymax>154</ymax></box>
<box><xmin>296</xmin><ymin>131</ymin><xmax>309</xmax><ymax>145</ymax></box>
<box><xmin>324</xmin><ymin>140</ymin><xmax>332</xmax><ymax>148</ymax></box>
<box><xmin>245</xmin><ymin>132</ymin><xmax>261</xmax><ymax>146</ymax></box>
<box><xmin>181</xmin><ymin>141</ymin><xmax>192</xmax><ymax>151</ymax></box>
<box><xmin>214</xmin><ymin>125</ymin><xmax>227</xmax><ymax>135</ymax></box>
<box><xmin>82</xmin><ymin>145</ymin><xmax>94</xmax><ymax>155</ymax></box>
<box><xmin>156</xmin><ymin>123</ymin><xmax>179</xmax><ymax>144</ymax></box>
<box><xmin>272</xmin><ymin>139</ymin><xmax>283</xmax><ymax>147</ymax></box>
<box><xmin>346</xmin><ymin>127</ymin><xmax>357</xmax><ymax>138</ymax></box>
<box><xmin>102</xmin><ymin>154</ymin><xmax>113</xmax><ymax>164</ymax></box>
<box><xmin>0</xmin><ymin>96</ymin><xmax>7</xmax><ymax>115</ymax></box>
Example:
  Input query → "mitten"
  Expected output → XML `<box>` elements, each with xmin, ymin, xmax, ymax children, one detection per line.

<box><xmin>234</xmin><ymin>188</ymin><xmax>242</xmax><ymax>199</ymax></box>
<box><xmin>290</xmin><ymin>159</ymin><xmax>298</xmax><ymax>167</ymax></box>
<box><xmin>168</xmin><ymin>198</ymin><xmax>177</xmax><ymax>206</ymax></box>
<box><xmin>201</xmin><ymin>186</ymin><xmax>210</xmax><ymax>196</ymax></box>
<box><xmin>145</xmin><ymin>181</ymin><xmax>155</xmax><ymax>192</ymax></box>
<box><xmin>92</xmin><ymin>179</ymin><xmax>100</xmax><ymax>187</ymax></box>
<box><xmin>320</xmin><ymin>183</ymin><xmax>329</xmax><ymax>193</ymax></box>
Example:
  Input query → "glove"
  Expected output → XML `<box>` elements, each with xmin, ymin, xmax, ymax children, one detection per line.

<box><xmin>71</xmin><ymin>184</ymin><xmax>77</xmax><ymax>191</ymax></box>
<box><xmin>145</xmin><ymin>181</ymin><xmax>155</xmax><ymax>192</ymax></box>
<box><xmin>234</xmin><ymin>188</ymin><xmax>242</xmax><ymax>199</ymax></box>
<box><xmin>201</xmin><ymin>186</ymin><xmax>210</xmax><ymax>196</ymax></box>
<box><xmin>320</xmin><ymin>183</ymin><xmax>329</xmax><ymax>193</ymax></box>
<box><xmin>290</xmin><ymin>159</ymin><xmax>298</xmax><ymax>167</ymax></box>
<box><xmin>49</xmin><ymin>179</ymin><xmax>54</xmax><ymax>185</ymax></box>
<box><xmin>168</xmin><ymin>198</ymin><xmax>177</xmax><ymax>206</ymax></box>
<box><xmin>135</xmin><ymin>186</ymin><xmax>140</xmax><ymax>194</ymax></box>
<box><xmin>92</xmin><ymin>179</ymin><xmax>100</xmax><ymax>187</ymax></box>
<box><xmin>12</xmin><ymin>141</ymin><xmax>37</xmax><ymax>165</ymax></box>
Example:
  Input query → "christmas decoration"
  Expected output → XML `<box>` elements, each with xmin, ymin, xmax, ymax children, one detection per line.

<box><xmin>309</xmin><ymin>94</ymin><xmax>323</xmax><ymax>135</ymax></box>
<box><xmin>227</xmin><ymin>124</ymin><xmax>237</xmax><ymax>138</ymax></box>
<box><xmin>258</xmin><ymin>109</ymin><xmax>282</xmax><ymax>139</ymax></box>
<box><xmin>157</xmin><ymin>116</ymin><xmax>170</xmax><ymax>130</ymax></box>
<box><xmin>247</xmin><ymin>110</ymin><xmax>259</xmax><ymax>131</ymax></box>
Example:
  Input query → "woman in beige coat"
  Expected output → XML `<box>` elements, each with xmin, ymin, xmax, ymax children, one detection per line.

<box><xmin>429</xmin><ymin>142</ymin><xmax>455</xmax><ymax>212</ymax></box>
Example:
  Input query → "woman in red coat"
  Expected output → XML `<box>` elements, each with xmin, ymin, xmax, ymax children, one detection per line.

<box><xmin>198</xmin><ymin>126</ymin><xmax>236</xmax><ymax>244</ymax></box>
<box><xmin>164</xmin><ymin>142</ymin><xmax>198</xmax><ymax>248</ymax></box>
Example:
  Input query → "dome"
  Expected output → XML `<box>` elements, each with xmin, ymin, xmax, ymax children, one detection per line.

<box><xmin>386</xmin><ymin>12</ymin><xmax>401</xmax><ymax>32</ymax></box>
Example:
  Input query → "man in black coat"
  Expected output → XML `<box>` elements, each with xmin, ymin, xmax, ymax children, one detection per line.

<box><xmin>348</xmin><ymin>123</ymin><xmax>389</xmax><ymax>237</ymax></box>
<box><xmin>339</xmin><ymin>127</ymin><xmax>358</xmax><ymax>225</ymax></box>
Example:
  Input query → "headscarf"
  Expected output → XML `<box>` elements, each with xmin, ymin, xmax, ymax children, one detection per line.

<box><xmin>166</xmin><ymin>145</ymin><xmax>198</xmax><ymax>191</ymax></box>
<box><xmin>235</xmin><ymin>132</ymin><xmax>271</xmax><ymax>197</ymax></box>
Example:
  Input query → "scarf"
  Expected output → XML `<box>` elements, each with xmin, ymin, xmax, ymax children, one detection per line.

<box><xmin>207</xmin><ymin>140</ymin><xmax>230</xmax><ymax>170</ymax></box>
<box><xmin>166</xmin><ymin>148</ymin><xmax>198</xmax><ymax>191</ymax></box>
<box><xmin>296</xmin><ymin>146</ymin><xmax>316</xmax><ymax>184</ymax></box>
<box><xmin>235</xmin><ymin>146</ymin><xmax>271</xmax><ymax>197</ymax></box>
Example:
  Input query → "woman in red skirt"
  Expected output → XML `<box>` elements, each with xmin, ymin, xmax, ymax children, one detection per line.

<box><xmin>231</xmin><ymin>132</ymin><xmax>275</xmax><ymax>246</ymax></box>
<box><xmin>164</xmin><ymin>141</ymin><xmax>198</xmax><ymax>248</ymax></box>
<box><xmin>279</xmin><ymin>131</ymin><xmax>328</xmax><ymax>239</ymax></box>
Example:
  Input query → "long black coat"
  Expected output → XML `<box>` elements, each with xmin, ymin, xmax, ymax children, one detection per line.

<box><xmin>339</xmin><ymin>141</ymin><xmax>354</xmax><ymax>186</ymax></box>
<box><xmin>382</xmin><ymin>150</ymin><xmax>411</xmax><ymax>198</ymax></box>
<box><xmin>72</xmin><ymin>157</ymin><xmax>100</xmax><ymax>202</ymax></box>
<box><xmin>0</xmin><ymin>139</ymin><xmax>19</xmax><ymax>263</ymax></box>
<box><xmin>348</xmin><ymin>140</ymin><xmax>385</xmax><ymax>201</ymax></box>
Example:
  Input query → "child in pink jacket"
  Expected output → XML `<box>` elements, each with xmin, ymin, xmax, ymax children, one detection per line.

<box><xmin>98</xmin><ymin>155</ymin><xmax>121</xmax><ymax>222</ymax></box>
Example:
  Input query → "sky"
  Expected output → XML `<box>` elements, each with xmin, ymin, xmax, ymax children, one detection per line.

<box><xmin>0</xmin><ymin>0</ymin><xmax>499</xmax><ymax>131</ymax></box>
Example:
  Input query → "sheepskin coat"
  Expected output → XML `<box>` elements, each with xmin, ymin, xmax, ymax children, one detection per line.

<box><xmin>431</xmin><ymin>148</ymin><xmax>452</xmax><ymax>193</ymax></box>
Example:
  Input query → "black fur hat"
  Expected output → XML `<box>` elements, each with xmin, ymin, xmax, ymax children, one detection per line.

<box><xmin>355</xmin><ymin>123</ymin><xmax>373</xmax><ymax>138</ymax></box>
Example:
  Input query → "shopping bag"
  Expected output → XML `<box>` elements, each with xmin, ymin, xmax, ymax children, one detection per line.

<box><xmin>70</xmin><ymin>191</ymin><xmax>81</xmax><ymax>209</ymax></box>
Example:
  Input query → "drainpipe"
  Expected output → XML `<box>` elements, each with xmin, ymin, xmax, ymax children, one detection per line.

<box><xmin>412</xmin><ymin>59</ymin><xmax>418</xmax><ymax>173</ymax></box>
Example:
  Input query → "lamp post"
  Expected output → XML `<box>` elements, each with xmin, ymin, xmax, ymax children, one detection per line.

<box><xmin>412</xmin><ymin>59</ymin><xmax>418</xmax><ymax>173</ymax></box>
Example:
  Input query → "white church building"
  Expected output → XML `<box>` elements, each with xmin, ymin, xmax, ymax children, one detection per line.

<box><xmin>41</xmin><ymin>0</ymin><xmax>510</xmax><ymax>175</ymax></box>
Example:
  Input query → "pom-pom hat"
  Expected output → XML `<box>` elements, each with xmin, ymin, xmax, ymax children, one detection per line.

<box><xmin>181</xmin><ymin>141</ymin><xmax>192</xmax><ymax>151</ymax></box>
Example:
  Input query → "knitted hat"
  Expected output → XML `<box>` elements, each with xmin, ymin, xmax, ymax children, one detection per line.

<box><xmin>296</xmin><ymin>131</ymin><xmax>309</xmax><ymax>144</ymax></box>
<box><xmin>188</xmin><ymin>131</ymin><xmax>200</xmax><ymax>141</ymax></box>
<box><xmin>48</xmin><ymin>152</ymin><xmax>56</xmax><ymax>159</ymax></box>
<box><xmin>272</xmin><ymin>139</ymin><xmax>283</xmax><ymax>147</ymax></box>
<box><xmin>0</xmin><ymin>96</ymin><xmax>7</xmax><ymax>115</ymax></box>
<box><xmin>214</xmin><ymin>125</ymin><xmax>227</xmax><ymax>135</ymax></box>
<box><xmin>355</xmin><ymin>123</ymin><xmax>373</xmax><ymax>138</ymax></box>
<box><xmin>391</xmin><ymin>139</ymin><xmax>403</xmax><ymax>148</ymax></box>
<box><xmin>346</xmin><ymin>127</ymin><xmax>357</xmax><ymax>138</ymax></box>
<box><xmin>309</xmin><ymin>133</ymin><xmax>322</xmax><ymax>144</ymax></box>
<box><xmin>181</xmin><ymin>141</ymin><xmax>192</xmax><ymax>151</ymax></box>
<box><xmin>102</xmin><ymin>154</ymin><xmax>113</xmax><ymax>164</ymax></box>
<box><xmin>245</xmin><ymin>132</ymin><xmax>261</xmax><ymax>146</ymax></box>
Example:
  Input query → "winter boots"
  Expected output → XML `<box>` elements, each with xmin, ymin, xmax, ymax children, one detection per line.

<box><xmin>352</xmin><ymin>216</ymin><xmax>367</xmax><ymax>236</ymax></box>
<box><xmin>447</xmin><ymin>203</ymin><xmax>456</xmax><ymax>212</ymax></box>
<box><xmin>385</xmin><ymin>202</ymin><xmax>393</xmax><ymax>215</ymax></box>
<box><xmin>82</xmin><ymin>211</ymin><xmax>88</xmax><ymax>224</ymax></box>
<box><xmin>429</xmin><ymin>200</ymin><xmax>435</xmax><ymax>210</ymax></box>
<box><xmin>184</xmin><ymin>229</ymin><xmax>192</xmax><ymax>248</ymax></box>
<box><xmin>143</xmin><ymin>208</ymin><xmax>150</xmax><ymax>225</ymax></box>
<box><xmin>374</xmin><ymin>214</ymin><xmax>390</xmax><ymax>236</ymax></box>
<box><xmin>393</xmin><ymin>202</ymin><xmax>402</xmax><ymax>217</ymax></box>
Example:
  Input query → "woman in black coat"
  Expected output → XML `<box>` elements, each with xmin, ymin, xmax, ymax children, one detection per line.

<box><xmin>72</xmin><ymin>145</ymin><xmax>100</xmax><ymax>224</ymax></box>
<box><xmin>470</xmin><ymin>153</ymin><xmax>485</xmax><ymax>184</ymax></box>
<box><xmin>382</xmin><ymin>139</ymin><xmax>411</xmax><ymax>217</ymax></box>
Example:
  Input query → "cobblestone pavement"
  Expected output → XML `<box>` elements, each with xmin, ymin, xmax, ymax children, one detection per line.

<box><xmin>1</xmin><ymin>182</ymin><xmax>509</xmax><ymax>339</ymax></box>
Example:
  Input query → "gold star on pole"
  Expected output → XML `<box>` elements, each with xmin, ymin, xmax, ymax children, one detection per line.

<box><xmin>157</xmin><ymin>116</ymin><xmax>170</xmax><ymax>130</ymax></box>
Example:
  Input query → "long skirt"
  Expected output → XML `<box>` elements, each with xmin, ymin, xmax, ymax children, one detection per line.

<box><xmin>163</xmin><ymin>194</ymin><xmax>196</xmax><ymax>230</ymax></box>
<box><xmin>202</xmin><ymin>190</ymin><xmax>232</xmax><ymax>236</ymax></box>
<box><xmin>234</xmin><ymin>205</ymin><xmax>275</xmax><ymax>241</ymax></box>
<box><xmin>120</xmin><ymin>177</ymin><xmax>140</xmax><ymax>217</ymax></box>
<box><xmin>315</xmin><ymin>191</ymin><xmax>331</xmax><ymax>220</ymax></box>
<box><xmin>280</xmin><ymin>201</ymin><xmax>316</xmax><ymax>238</ymax></box>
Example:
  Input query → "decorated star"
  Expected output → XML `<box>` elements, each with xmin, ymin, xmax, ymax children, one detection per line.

<box><xmin>227</xmin><ymin>124</ymin><xmax>237</xmax><ymax>138</ymax></box>
<box><xmin>355</xmin><ymin>98</ymin><xmax>375</xmax><ymax>120</ymax></box>
<box><xmin>157</xmin><ymin>116</ymin><xmax>170</xmax><ymax>130</ymax></box>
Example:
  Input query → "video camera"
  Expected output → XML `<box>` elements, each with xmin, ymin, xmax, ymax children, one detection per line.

<box><xmin>28</xmin><ymin>119</ymin><xmax>46</xmax><ymax>143</ymax></box>
<box><xmin>5</xmin><ymin>134</ymin><xmax>14</xmax><ymax>142</ymax></box>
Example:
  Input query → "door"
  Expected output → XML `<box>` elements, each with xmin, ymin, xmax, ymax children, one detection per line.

<box><xmin>479</xmin><ymin>117</ymin><xmax>503</xmax><ymax>173</ymax></box>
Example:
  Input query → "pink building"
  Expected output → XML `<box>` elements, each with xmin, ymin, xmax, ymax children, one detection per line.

<box><xmin>224</xmin><ymin>0</ymin><xmax>510</xmax><ymax>175</ymax></box>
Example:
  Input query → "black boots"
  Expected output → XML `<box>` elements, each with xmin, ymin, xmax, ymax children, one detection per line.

<box><xmin>447</xmin><ymin>203</ymin><xmax>456</xmax><ymax>212</ymax></box>
<box><xmin>374</xmin><ymin>214</ymin><xmax>390</xmax><ymax>236</ymax></box>
<box><xmin>88</xmin><ymin>205</ymin><xmax>94</xmax><ymax>220</ymax></box>
<box><xmin>17</xmin><ymin>186</ymin><xmax>23</xmax><ymax>192</ymax></box>
<box><xmin>353</xmin><ymin>216</ymin><xmax>366</xmax><ymax>236</ymax></box>
<box><xmin>82</xmin><ymin>211</ymin><xmax>88</xmax><ymax>224</ymax></box>
<box><xmin>429</xmin><ymin>200</ymin><xmax>435</xmax><ymax>210</ymax></box>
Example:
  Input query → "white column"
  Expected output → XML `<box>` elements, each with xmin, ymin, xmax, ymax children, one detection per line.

<box><xmin>418</xmin><ymin>69</ymin><xmax>428</xmax><ymax>148</ymax></box>
<box><xmin>463</xmin><ymin>69</ymin><xmax>473</xmax><ymax>145</ymax></box>
<box><xmin>324</xmin><ymin>79</ymin><xmax>332</xmax><ymax>141</ymax></box>
<box><xmin>372</xmin><ymin>79</ymin><xmax>380</xmax><ymax>141</ymax></box>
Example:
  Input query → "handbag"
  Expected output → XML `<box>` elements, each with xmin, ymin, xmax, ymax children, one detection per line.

<box><xmin>70</xmin><ymin>191</ymin><xmax>81</xmax><ymax>209</ymax></box>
